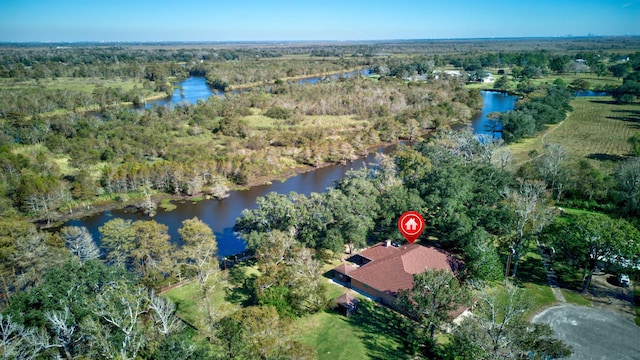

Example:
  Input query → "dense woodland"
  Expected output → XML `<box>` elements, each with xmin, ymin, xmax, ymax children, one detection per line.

<box><xmin>1</xmin><ymin>39</ymin><xmax>640</xmax><ymax>359</ymax></box>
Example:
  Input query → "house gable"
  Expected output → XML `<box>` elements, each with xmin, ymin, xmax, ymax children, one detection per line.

<box><xmin>333</xmin><ymin>242</ymin><xmax>463</xmax><ymax>303</ymax></box>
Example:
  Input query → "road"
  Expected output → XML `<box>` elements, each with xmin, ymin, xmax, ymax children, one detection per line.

<box><xmin>532</xmin><ymin>304</ymin><xmax>640</xmax><ymax>360</ymax></box>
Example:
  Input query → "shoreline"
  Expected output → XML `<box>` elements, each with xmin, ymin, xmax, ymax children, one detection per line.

<box><xmin>39</xmin><ymin>139</ymin><xmax>405</xmax><ymax>229</ymax></box>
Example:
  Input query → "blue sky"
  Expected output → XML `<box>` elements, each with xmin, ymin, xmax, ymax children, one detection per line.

<box><xmin>0</xmin><ymin>0</ymin><xmax>638</xmax><ymax>42</ymax></box>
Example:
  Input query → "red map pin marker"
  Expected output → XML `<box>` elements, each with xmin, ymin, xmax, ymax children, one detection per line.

<box><xmin>398</xmin><ymin>211</ymin><xmax>425</xmax><ymax>244</ymax></box>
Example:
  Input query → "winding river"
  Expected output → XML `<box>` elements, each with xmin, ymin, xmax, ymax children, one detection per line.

<box><xmin>66</xmin><ymin>78</ymin><xmax>518</xmax><ymax>257</ymax></box>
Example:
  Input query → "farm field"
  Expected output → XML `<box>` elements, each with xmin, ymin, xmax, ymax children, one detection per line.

<box><xmin>508</xmin><ymin>96</ymin><xmax>639</xmax><ymax>167</ymax></box>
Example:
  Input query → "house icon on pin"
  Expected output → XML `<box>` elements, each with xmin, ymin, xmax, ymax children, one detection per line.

<box><xmin>404</xmin><ymin>217</ymin><xmax>418</xmax><ymax>231</ymax></box>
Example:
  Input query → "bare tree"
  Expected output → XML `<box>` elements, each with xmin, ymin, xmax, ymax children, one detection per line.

<box><xmin>504</xmin><ymin>181</ymin><xmax>553</xmax><ymax>278</ymax></box>
<box><xmin>536</xmin><ymin>143</ymin><xmax>568</xmax><ymax>200</ymax></box>
<box><xmin>492</xmin><ymin>147</ymin><xmax>513</xmax><ymax>172</ymax></box>
<box><xmin>60</xmin><ymin>226</ymin><xmax>100</xmax><ymax>261</ymax></box>
<box><xmin>148</xmin><ymin>291</ymin><xmax>183</xmax><ymax>337</ymax></box>
<box><xmin>45</xmin><ymin>306</ymin><xmax>77</xmax><ymax>360</ymax></box>
<box><xmin>92</xmin><ymin>285</ymin><xmax>147</xmax><ymax>360</ymax></box>
<box><xmin>0</xmin><ymin>313</ymin><xmax>55</xmax><ymax>360</ymax></box>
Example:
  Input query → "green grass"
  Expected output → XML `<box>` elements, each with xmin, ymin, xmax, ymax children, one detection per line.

<box><xmin>295</xmin><ymin>286</ymin><xmax>410</xmax><ymax>360</ymax></box>
<box><xmin>509</xmin><ymin>96</ymin><xmax>638</xmax><ymax>166</ymax></box>
<box><xmin>514</xmin><ymin>247</ymin><xmax>559</xmax><ymax>319</ymax></box>
<box><xmin>561</xmin><ymin>289</ymin><xmax>592</xmax><ymax>306</ymax></box>
<box><xmin>159</xmin><ymin>198</ymin><xmax>177</xmax><ymax>212</ymax></box>
<box><xmin>163</xmin><ymin>282</ymin><xmax>233</xmax><ymax>326</ymax></box>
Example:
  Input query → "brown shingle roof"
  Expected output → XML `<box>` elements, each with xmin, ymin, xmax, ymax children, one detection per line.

<box><xmin>335</xmin><ymin>293</ymin><xmax>359</xmax><ymax>307</ymax></box>
<box><xmin>334</xmin><ymin>263</ymin><xmax>357</xmax><ymax>275</ymax></box>
<box><xmin>346</xmin><ymin>243</ymin><xmax>463</xmax><ymax>296</ymax></box>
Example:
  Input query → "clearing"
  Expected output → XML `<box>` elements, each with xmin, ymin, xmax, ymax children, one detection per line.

<box><xmin>508</xmin><ymin>96</ymin><xmax>639</xmax><ymax>166</ymax></box>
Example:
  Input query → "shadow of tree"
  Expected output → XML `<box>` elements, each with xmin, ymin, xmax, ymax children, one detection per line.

<box><xmin>347</xmin><ymin>300</ymin><xmax>412</xmax><ymax>360</ymax></box>
<box><xmin>516</xmin><ymin>254</ymin><xmax>549</xmax><ymax>286</ymax></box>
<box><xmin>224</xmin><ymin>264</ymin><xmax>257</xmax><ymax>306</ymax></box>
<box><xmin>586</xmin><ymin>153</ymin><xmax>628</xmax><ymax>162</ymax></box>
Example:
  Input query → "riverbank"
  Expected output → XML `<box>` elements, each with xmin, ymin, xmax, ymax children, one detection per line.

<box><xmin>38</xmin><ymin>139</ymin><xmax>404</xmax><ymax>229</ymax></box>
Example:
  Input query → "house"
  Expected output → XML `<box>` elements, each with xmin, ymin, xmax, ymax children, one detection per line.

<box><xmin>332</xmin><ymin>241</ymin><xmax>463</xmax><ymax>307</ymax></box>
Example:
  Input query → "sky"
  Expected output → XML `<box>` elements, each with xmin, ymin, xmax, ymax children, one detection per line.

<box><xmin>0</xmin><ymin>0</ymin><xmax>638</xmax><ymax>42</ymax></box>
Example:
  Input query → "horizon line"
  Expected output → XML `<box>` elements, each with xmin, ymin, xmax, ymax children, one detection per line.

<box><xmin>2</xmin><ymin>34</ymin><xmax>640</xmax><ymax>45</ymax></box>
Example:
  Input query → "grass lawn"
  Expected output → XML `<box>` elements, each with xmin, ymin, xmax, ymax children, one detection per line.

<box><xmin>561</xmin><ymin>289</ymin><xmax>592</xmax><ymax>306</ymax></box>
<box><xmin>514</xmin><ymin>246</ymin><xmax>558</xmax><ymax>319</ymax></box>
<box><xmin>508</xmin><ymin>96</ymin><xmax>638</xmax><ymax>166</ymax></box>
<box><xmin>163</xmin><ymin>281</ymin><xmax>235</xmax><ymax>326</ymax></box>
<box><xmin>295</xmin><ymin>283</ymin><xmax>410</xmax><ymax>360</ymax></box>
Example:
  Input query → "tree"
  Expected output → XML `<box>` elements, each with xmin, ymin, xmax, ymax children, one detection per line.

<box><xmin>594</xmin><ymin>62</ymin><xmax>608</xmax><ymax>78</ymax></box>
<box><xmin>549</xmin><ymin>56</ymin><xmax>568</xmax><ymax>74</ymax></box>
<box><xmin>217</xmin><ymin>306</ymin><xmax>315</xmax><ymax>360</ymax></box>
<box><xmin>251</xmin><ymin>230</ymin><xmax>327</xmax><ymax>317</ymax></box>
<box><xmin>452</xmin><ymin>281</ymin><xmax>572</xmax><ymax>359</ymax></box>
<box><xmin>99</xmin><ymin>218</ymin><xmax>136</xmax><ymax>266</ymax></box>
<box><xmin>504</xmin><ymin>181</ymin><xmax>552</xmax><ymax>278</ymax></box>
<box><xmin>129</xmin><ymin>220</ymin><xmax>175</xmax><ymax>286</ymax></box>
<box><xmin>177</xmin><ymin>217</ymin><xmax>220</xmax><ymax>330</ymax></box>
<box><xmin>59</xmin><ymin>226</ymin><xmax>100</xmax><ymax>261</ymax></box>
<box><xmin>568</xmin><ymin>78</ymin><xmax>590</xmax><ymax>91</ymax></box>
<box><xmin>628</xmin><ymin>132</ymin><xmax>640</xmax><ymax>157</ymax></box>
<box><xmin>535</xmin><ymin>143</ymin><xmax>569</xmax><ymax>200</ymax></box>
<box><xmin>464</xmin><ymin>229</ymin><xmax>504</xmax><ymax>281</ymax></box>
<box><xmin>615</xmin><ymin>158</ymin><xmax>640</xmax><ymax>214</ymax></box>
<box><xmin>0</xmin><ymin>313</ymin><xmax>55</xmax><ymax>360</ymax></box>
<box><xmin>609</xmin><ymin>63</ymin><xmax>630</xmax><ymax>79</ymax></box>
<box><xmin>397</xmin><ymin>269</ymin><xmax>467</xmax><ymax>354</ymax></box>
<box><xmin>148</xmin><ymin>291</ymin><xmax>183</xmax><ymax>337</ymax></box>
<box><xmin>493</xmin><ymin>75</ymin><xmax>509</xmax><ymax>92</ymax></box>
<box><xmin>86</xmin><ymin>283</ymin><xmax>148</xmax><ymax>360</ymax></box>
<box><xmin>544</xmin><ymin>213</ymin><xmax>640</xmax><ymax>292</ymax></box>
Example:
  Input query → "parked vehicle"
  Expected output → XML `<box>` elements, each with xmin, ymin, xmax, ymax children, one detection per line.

<box><xmin>618</xmin><ymin>274</ymin><xmax>630</xmax><ymax>287</ymax></box>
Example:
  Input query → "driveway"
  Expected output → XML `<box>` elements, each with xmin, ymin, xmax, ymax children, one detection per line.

<box><xmin>532</xmin><ymin>304</ymin><xmax>640</xmax><ymax>360</ymax></box>
<box><xmin>589</xmin><ymin>272</ymin><xmax>635</xmax><ymax>320</ymax></box>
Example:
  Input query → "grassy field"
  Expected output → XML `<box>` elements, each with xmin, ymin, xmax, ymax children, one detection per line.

<box><xmin>508</xmin><ymin>96</ymin><xmax>639</xmax><ymax>166</ymax></box>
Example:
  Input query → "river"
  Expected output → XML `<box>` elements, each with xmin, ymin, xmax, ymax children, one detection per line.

<box><xmin>67</xmin><ymin>82</ymin><xmax>518</xmax><ymax>257</ymax></box>
<box><xmin>148</xmin><ymin>68</ymin><xmax>372</xmax><ymax>108</ymax></box>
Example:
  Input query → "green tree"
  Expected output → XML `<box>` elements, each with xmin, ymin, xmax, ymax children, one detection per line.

<box><xmin>615</xmin><ymin>158</ymin><xmax>640</xmax><ymax>214</ymax></box>
<box><xmin>216</xmin><ymin>306</ymin><xmax>316</xmax><ymax>360</ymax></box>
<box><xmin>628</xmin><ymin>132</ymin><xmax>640</xmax><ymax>157</ymax></box>
<box><xmin>130</xmin><ymin>220</ymin><xmax>175</xmax><ymax>287</ymax></box>
<box><xmin>544</xmin><ymin>213</ymin><xmax>640</xmax><ymax>292</ymax></box>
<box><xmin>493</xmin><ymin>75</ymin><xmax>510</xmax><ymax>92</ymax></box>
<box><xmin>609</xmin><ymin>63</ymin><xmax>630</xmax><ymax>79</ymax></box>
<box><xmin>397</xmin><ymin>269</ymin><xmax>467</xmax><ymax>354</ymax></box>
<box><xmin>99</xmin><ymin>218</ymin><xmax>136</xmax><ymax>266</ymax></box>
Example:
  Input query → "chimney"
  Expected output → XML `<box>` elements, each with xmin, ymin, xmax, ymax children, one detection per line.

<box><xmin>385</xmin><ymin>239</ymin><xmax>392</xmax><ymax>247</ymax></box>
